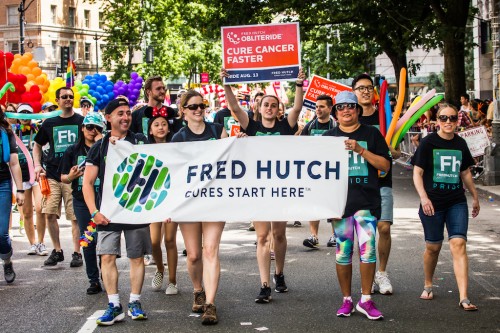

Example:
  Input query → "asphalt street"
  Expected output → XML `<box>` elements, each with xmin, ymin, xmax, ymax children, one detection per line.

<box><xmin>1</xmin><ymin>164</ymin><xmax>499</xmax><ymax>333</ymax></box>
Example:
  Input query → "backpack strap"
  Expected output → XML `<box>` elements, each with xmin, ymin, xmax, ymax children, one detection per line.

<box><xmin>1</xmin><ymin>129</ymin><xmax>10</xmax><ymax>163</ymax></box>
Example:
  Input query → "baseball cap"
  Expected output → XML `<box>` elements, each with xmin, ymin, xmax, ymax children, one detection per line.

<box><xmin>80</xmin><ymin>97</ymin><xmax>94</xmax><ymax>107</ymax></box>
<box><xmin>17</xmin><ymin>103</ymin><xmax>34</xmax><ymax>113</ymax></box>
<box><xmin>83</xmin><ymin>112</ymin><xmax>106</xmax><ymax>129</ymax></box>
<box><xmin>104</xmin><ymin>97</ymin><xmax>129</xmax><ymax>115</ymax></box>
<box><xmin>41</xmin><ymin>102</ymin><xmax>56</xmax><ymax>111</ymax></box>
<box><xmin>332</xmin><ymin>91</ymin><xmax>363</xmax><ymax>119</ymax></box>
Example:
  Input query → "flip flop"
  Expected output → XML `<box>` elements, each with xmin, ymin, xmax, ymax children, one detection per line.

<box><xmin>420</xmin><ymin>287</ymin><xmax>433</xmax><ymax>300</ymax></box>
<box><xmin>459</xmin><ymin>298</ymin><xmax>478</xmax><ymax>311</ymax></box>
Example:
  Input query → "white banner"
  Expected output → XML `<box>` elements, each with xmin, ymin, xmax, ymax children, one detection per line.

<box><xmin>101</xmin><ymin>136</ymin><xmax>349</xmax><ymax>223</ymax></box>
<box><xmin>457</xmin><ymin>126</ymin><xmax>490</xmax><ymax>157</ymax></box>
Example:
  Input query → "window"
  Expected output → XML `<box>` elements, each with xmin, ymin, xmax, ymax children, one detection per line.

<box><xmin>68</xmin><ymin>7</ymin><xmax>75</xmax><ymax>27</ymax></box>
<box><xmin>52</xmin><ymin>40</ymin><xmax>58</xmax><ymax>59</ymax></box>
<box><xmin>84</xmin><ymin>43</ymin><xmax>91</xmax><ymax>61</ymax></box>
<box><xmin>8</xmin><ymin>42</ymin><xmax>19</xmax><ymax>54</ymax></box>
<box><xmin>84</xmin><ymin>10</ymin><xmax>90</xmax><ymax>28</ymax></box>
<box><xmin>8</xmin><ymin>6</ymin><xmax>18</xmax><ymax>26</ymax></box>
<box><xmin>69</xmin><ymin>41</ymin><xmax>76</xmax><ymax>60</ymax></box>
<box><xmin>99</xmin><ymin>12</ymin><xmax>104</xmax><ymax>29</ymax></box>
<box><xmin>51</xmin><ymin>5</ymin><xmax>57</xmax><ymax>24</ymax></box>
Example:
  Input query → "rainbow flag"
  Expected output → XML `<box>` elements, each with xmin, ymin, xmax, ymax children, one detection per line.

<box><xmin>65</xmin><ymin>58</ymin><xmax>76</xmax><ymax>88</ymax></box>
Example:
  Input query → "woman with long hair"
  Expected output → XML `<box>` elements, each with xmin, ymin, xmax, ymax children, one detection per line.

<box><xmin>171</xmin><ymin>90</ymin><xmax>228</xmax><ymax>325</ymax></box>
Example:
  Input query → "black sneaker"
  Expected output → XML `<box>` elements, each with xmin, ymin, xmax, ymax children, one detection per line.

<box><xmin>327</xmin><ymin>235</ymin><xmax>337</xmax><ymax>247</ymax></box>
<box><xmin>255</xmin><ymin>283</ymin><xmax>272</xmax><ymax>303</ymax></box>
<box><xmin>44</xmin><ymin>249</ymin><xmax>64</xmax><ymax>266</ymax></box>
<box><xmin>70</xmin><ymin>252</ymin><xmax>83</xmax><ymax>267</ymax></box>
<box><xmin>182</xmin><ymin>249</ymin><xmax>187</xmax><ymax>256</ymax></box>
<box><xmin>3</xmin><ymin>262</ymin><xmax>16</xmax><ymax>283</ymax></box>
<box><xmin>273</xmin><ymin>273</ymin><xmax>288</xmax><ymax>293</ymax></box>
<box><xmin>303</xmin><ymin>235</ymin><xmax>319</xmax><ymax>249</ymax></box>
<box><xmin>87</xmin><ymin>282</ymin><xmax>103</xmax><ymax>295</ymax></box>
<box><xmin>293</xmin><ymin>221</ymin><xmax>302</xmax><ymax>227</ymax></box>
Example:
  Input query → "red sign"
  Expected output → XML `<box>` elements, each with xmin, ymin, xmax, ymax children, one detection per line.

<box><xmin>201</xmin><ymin>72</ymin><xmax>209</xmax><ymax>84</ymax></box>
<box><xmin>303</xmin><ymin>75</ymin><xmax>351</xmax><ymax>109</ymax></box>
<box><xmin>222</xmin><ymin>23</ymin><xmax>301</xmax><ymax>84</ymax></box>
<box><xmin>230</xmin><ymin>124</ymin><xmax>241</xmax><ymax>137</ymax></box>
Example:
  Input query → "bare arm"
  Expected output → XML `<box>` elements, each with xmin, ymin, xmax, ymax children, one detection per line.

<box><xmin>32</xmin><ymin>143</ymin><xmax>45</xmax><ymax>181</ymax></box>
<box><xmin>286</xmin><ymin>68</ymin><xmax>306</xmax><ymax>129</ymax></box>
<box><xmin>346</xmin><ymin>139</ymin><xmax>390</xmax><ymax>172</ymax></box>
<box><xmin>9</xmin><ymin>153</ymin><xmax>25</xmax><ymax>206</ymax></box>
<box><xmin>61</xmin><ymin>165</ymin><xmax>84</xmax><ymax>184</ymax></box>
<box><xmin>413</xmin><ymin>165</ymin><xmax>434</xmax><ymax>216</ymax></box>
<box><xmin>83</xmin><ymin>165</ymin><xmax>110</xmax><ymax>225</ymax></box>
<box><xmin>389</xmin><ymin>145</ymin><xmax>401</xmax><ymax>160</ymax></box>
<box><xmin>461</xmin><ymin>168</ymin><xmax>480</xmax><ymax>218</ymax></box>
<box><xmin>220</xmin><ymin>69</ymin><xmax>249</xmax><ymax>130</ymax></box>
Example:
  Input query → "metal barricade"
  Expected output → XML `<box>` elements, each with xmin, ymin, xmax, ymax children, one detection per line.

<box><xmin>395</xmin><ymin>131</ymin><xmax>420</xmax><ymax>166</ymax></box>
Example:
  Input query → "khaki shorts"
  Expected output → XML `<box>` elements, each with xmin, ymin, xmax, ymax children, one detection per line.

<box><xmin>41</xmin><ymin>178</ymin><xmax>76</xmax><ymax>220</ymax></box>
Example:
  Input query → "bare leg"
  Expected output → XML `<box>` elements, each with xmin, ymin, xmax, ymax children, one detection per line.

<box><xmin>164</xmin><ymin>222</ymin><xmax>178</xmax><ymax>284</ymax></box>
<box><xmin>101</xmin><ymin>254</ymin><xmax>119</xmax><ymax>294</ymax></box>
<box><xmin>32</xmin><ymin>185</ymin><xmax>46</xmax><ymax>244</ymax></box>
<box><xmin>272</xmin><ymin>222</ymin><xmax>287</xmax><ymax>274</ymax></box>
<box><xmin>71</xmin><ymin>219</ymin><xmax>80</xmax><ymax>253</ymax></box>
<box><xmin>179</xmin><ymin>223</ymin><xmax>203</xmax><ymax>291</ymax></box>
<box><xmin>46</xmin><ymin>214</ymin><xmax>61</xmax><ymax>250</ymax></box>
<box><xmin>309</xmin><ymin>220</ymin><xmax>320</xmax><ymax>237</ymax></box>
<box><xmin>254</xmin><ymin>222</ymin><xmax>271</xmax><ymax>285</ymax></box>
<box><xmin>201</xmin><ymin>222</ymin><xmax>225</xmax><ymax>304</ymax></box>
<box><xmin>336</xmin><ymin>264</ymin><xmax>352</xmax><ymax>297</ymax></box>
<box><xmin>377</xmin><ymin>221</ymin><xmax>391</xmax><ymax>272</ymax></box>
<box><xmin>150</xmin><ymin>222</ymin><xmax>164</xmax><ymax>273</ymax></box>
<box><xmin>449</xmin><ymin>238</ymin><xmax>470</xmax><ymax>302</ymax></box>
<box><xmin>423</xmin><ymin>242</ymin><xmax>442</xmax><ymax>288</ymax></box>
<box><xmin>129</xmin><ymin>257</ymin><xmax>146</xmax><ymax>295</ymax></box>
<box><xmin>22</xmin><ymin>188</ymin><xmax>36</xmax><ymax>245</ymax></box>
<box><xmin>360</xmin><ymin>262</ymin><xmax>376</xmax><ymax>295</ymax></box>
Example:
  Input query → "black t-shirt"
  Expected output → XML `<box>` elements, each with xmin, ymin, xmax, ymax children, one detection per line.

<box><xmin>0</xmin><ymin>131</ymin><xmax>19</xmax><ymax>182</ymax></box>
<box><xmin>359</xmin><ymin>110</ymin><xmax>393</xmax><ymax>188</ymax></box>
<box><xmin>60</xmin><ymin>143</ymin><xmax>100</xmax><ymax>202</ymax></box>
<box><xmin>86</xmin><ymin>131</ymin><xmax>149</xmax><ymax>231</ymax></box>
<box><xmin>243</xmin><ymin>117</ymin><xmax>297</xmax><ymax>136</ymax></box>
<box><xmin>34</xmin><ymin>113</ymin><xmax>84</xmax><ymax>181</ymax></box>
<box><xmin>131</xmin><ymin>105</ymin><xmax>184</xmax><ymax>136</ymax></box>
<box><xmin>213</xmin><ymin>108</ymin><xmax>239</xmax><ymax>135</ymax></box>
<box><xmin>171</xmin><ymin>122</ymin><xmax>223</xmax><ymax>142</ymax></box>
<box><xmin>411</xmin><ymin>132</ymin><xmax>474</xmax><ymax>211</ymax></box>
<box><xmin>323</xmin><ymin>124</ymin><xmax>391</xmax><ymax>219</ymax></box>
<box><xmin>301</xmin><ymin>118</ymin><xmax>335</xmax><ymax>136</ymax></box>
<box><xmin>17</xmin><ymin>127</ymin><xmax>37</xmax><ymax>182</ymax></box>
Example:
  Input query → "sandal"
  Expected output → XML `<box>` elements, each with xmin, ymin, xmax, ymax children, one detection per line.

<box><xmin>459</xmin><ymin>298</ymin><xmax>478</xmax><ymax>311</ymax></box>
<box><xmin>420</xmin><ymin>287</ymin><xmax>433</xmax><ymax>300</ymax></box>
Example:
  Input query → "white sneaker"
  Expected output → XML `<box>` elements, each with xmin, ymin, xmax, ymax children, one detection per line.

<box><xmin>374</xmin><ymin>271</ymin><xmax>393</xmax><ymax>295</ymax></box>
<box><xmin>37</xmin><ymin>243</ymin><xmax>49</xmax><ymax>256</ymax></box>
<box><xmin>27</xmin><ymin>244</ymin><xmax>38</xmax><ymax>255</ymax></box>
<box><xmin>152</xmin><ymin>271</ymin><xmax>163</xmax><ymax>290</ymax></box>
<box><xmin>165</xmin><ymin>283</ymin><xmax>178</xmax><ymax>295</ymax></box>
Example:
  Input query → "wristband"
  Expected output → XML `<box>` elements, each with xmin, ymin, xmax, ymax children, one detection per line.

<box><xmin>91</xmin><ymin>210</ymin><xmax>99</xmax><ymax>218</ymax></box>
<box><xmin>295</xmin><ymin>83</ymin><xmax>303</xmax><ymax>87</ymax></box>
<box><xmin>67</xmin><ymin>175</ymin><xmax>72</xmax><ymax>183</ymax></box>
<box><xmin>17</xmin><ymin>189</ymin><xmax>25</xmax><ymax>193</ymax></box>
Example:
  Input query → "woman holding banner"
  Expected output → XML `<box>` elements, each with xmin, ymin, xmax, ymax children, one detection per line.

<box><xmin>411</xmin><ymin>104</ymin><xmax>479</xmax><ymax>311</ymax></box>
<box><xmin>221</xmin><ymin>68</ymin><xmax>305</xmax><ymax>304</ymax></box>
<box><xmin>323</xmin><ymin>91</ymin><xmax>390</xmax><ymax>320</ymax></box>
<box><xmin>171</xmin><ymin>90</ymin><xmax>228</xmax><ymax>325</ymax></box>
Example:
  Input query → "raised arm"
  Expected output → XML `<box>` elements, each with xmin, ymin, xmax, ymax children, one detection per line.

<box><xmin>286</xmin><ymin>68</ymin><xmax>306</xmax><ymax>129</ymax></box>
<box><xmin>220</xmin><ymin>69</ymin><xmax>249</xmax><ymax>130</ymax></box>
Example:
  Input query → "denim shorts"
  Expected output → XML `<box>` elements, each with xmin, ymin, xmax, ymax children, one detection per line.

<box><xmin>418</xmin><ymin>201</ymin><xmax>469</xmax><ymax>243</ymax></box>
<box><xmin>379</xmin><ymin>187</ymin><xmax>394</xmax><ymax>223</ymax></box>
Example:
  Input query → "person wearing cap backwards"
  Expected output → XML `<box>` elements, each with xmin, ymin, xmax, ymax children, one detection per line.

<box><xmin>353</xmin><ymin>73</ymin><xmax>401</xmax><ymax>296</ymax></box>
<box><xmin>15</xmin><ymin>104</ymin><xmax>48</xmax><ymax>257</ymax></box>
<box><xmin>60</xmin><ymin>112</ymin><xmax>105</xmax><ymax>295</ymax></box>
<box><xmin>79</xmin><ymin>97</ymin><xmax>94</xmax><ymax>116</ymax></box>
<box><xmin>33</xmin><ymin>87</ymin><xmax>84</xmax><ymax>267</ymax></box>
<box><xmin>82</xmin><ymin>97</ymin><xmax>150</xmax><ymax>326</ymax></box>
<box><xmin>323</xmin><ymin>90</ymin><xmax>391</xmax><ymax>320</ymax></box>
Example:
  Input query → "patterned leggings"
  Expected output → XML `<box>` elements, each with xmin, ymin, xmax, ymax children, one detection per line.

<box><xmin>333</xmin><ymin>210</ymin><xmax>377</xmax><ymax>265</ymax></box>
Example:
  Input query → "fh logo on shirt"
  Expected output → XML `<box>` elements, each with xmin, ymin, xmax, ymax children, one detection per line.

<box><xmin>348</xmin><ymin>141</ymin><xmax>368</xmax><ymax>177</ymax></box>
<box><xmin>433</xmin><ymin>150</ymin><xmax>462</xmax><ymax>184</ymax></box>
<box><xmin>53</xmin><ymin>125</ymin><xmax>79</xmax><ymax>153</ymax></box>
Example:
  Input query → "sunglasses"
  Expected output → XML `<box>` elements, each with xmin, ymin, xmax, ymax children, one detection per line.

<box><xmin>85</xmin><ymin>124</ymin><xmax>103</xmax><ymax>132</ymax></box>
<box><xmin>60</xmin><ymin>95</ymin><xmax>74</xmax><ymax>100</ymax></box>
<box><xmin>353</xmin><ymin>85</ymin><xmax>374</xmax><ymax>93</ymax></box>
<box><xmin>335</xmin><ymin>103</ymin><xmax>357</xmax><ymax>111</ymax></box>
<box><xmin>81</xmin><ymin>104</ymin><xmax>92</xmax><ymax>108</ymax></box>
<box><xmin>184</xmin><ymin>103</ymin><xmax>207</xmax><ymax>110</ymax></box>
<box><xmin>438</xmin><ymin>115</ymin><xmax>458</xmax><ymax>122</ymax></box>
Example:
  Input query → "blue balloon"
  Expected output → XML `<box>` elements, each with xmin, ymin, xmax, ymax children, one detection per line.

<box><xmin>93</xmin><ymin>73</ymin><xmax>100</xmax><ymax>80</ymax></box>
<box><xmin>85</xmin><ymin>75</ymin><xmax>92</xmax><ymax>80</ymax></box>
<box><xmin>105</xmin><ymin>85</ymin><xmax>114</xmax><ymax>92</ymax></box>
<box><xmin>96</xmin><ymin>86</ymin><xmax>105</xmax><ymax>94</ymax></box>
<box><xmin>89</xmin><ymin>82</ymin><xmax>97</xmax><ymax>90</ymax></box>
<box><xmin>100</xmin><ymin>74</ymin><xmax>107</xmax><ymax>82</ymax></box>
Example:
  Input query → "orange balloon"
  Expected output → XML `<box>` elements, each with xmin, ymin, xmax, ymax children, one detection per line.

<box><xmin>26</xmin><ymin>73</ymin><xmax>35</xmax><ymax>81</ymax></box>
<box><xmin>27</xmin><ymin>60</ymin><xmax>38</xmax><ymax>69</ymax></box>
<box><xmin>40</xmin><ymin>85</ymin><xmax>48</xmax><ymax>94</ymax></box>
<box><xmin>35</xmin><ymin>76</ymin><xmax>44</xmax><ymax>85</ymax></box>
<box><xmin>20</xmin><ymin>66</ymin><xmax>31</xmax><ymax>75</ymax></box>
<box><xmin>12</xmin><ymin>58</ymin><xmax>22</xmax><ymax>67</ymax></box>
<box><xmin>25</xmin><ymin>82</ymin><xmax>34</xmax><ymax>90</ymax></box>
<box><xmin>14</xmin><ymin>54</ymin><xmax>21</xmax><ymax>59</ymax></box>
<box><xmin>22</xmin><ymin>52</ymin><xmax>33</xmax><ymax>61</ymax></box>
<box><xmin>32</xmin><ymin>67</ymin><xmax>42</xmax><ymax>76</ymax></box>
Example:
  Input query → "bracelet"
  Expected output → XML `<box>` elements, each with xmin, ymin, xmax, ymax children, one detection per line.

<box><xmin>17</xmin><ymin>189</ymin><xmax>25</xmax><ymax>193</ymax></box>
<box><xmin>67</xmin><ymin>175</ymin><xmax>72</xmax><ymax>183</ymax></box>
<box><xmin>91</xmin><ymin>210</ymin><xmax>99</xmax><ymax>218</ymax></box>
<box><xmin>295</xmin><ymin>82</ymin><xmax>303</xmax><ymax>87</ymax></box>
<box><xmin>359</xmin><ymin>148</ymin><xmax>365</xmax><ymax>156</ymax></box>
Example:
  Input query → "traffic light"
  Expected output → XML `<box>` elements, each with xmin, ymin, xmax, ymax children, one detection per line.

<box><xmin>60</xmin><ymin>46</ymin><xmax>70</xmax><ymax>73</ymax></box>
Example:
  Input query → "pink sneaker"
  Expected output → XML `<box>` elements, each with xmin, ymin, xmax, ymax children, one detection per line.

<box><xmin>336</xmin><ymin>299</ymin><xmax>354</xmax><ymax>317</ymax></box>
<box><xmin>356</xmin><ymin>300</ymin><xmax>383</xmax><ymax>320</ymax></box>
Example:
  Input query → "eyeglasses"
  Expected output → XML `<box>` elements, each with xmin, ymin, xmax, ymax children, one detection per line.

<box><xmin>438</xmin><ymin>115</ymin><xmax>458</xmax><ymax>122</ymax></box>
<box><xmin>353</xmin><ymin>85</ymin><xmax>374</xmax><ymax>93</ymax></box>
<box><xmin>60</xmin><ymin>95</ymin><xmax>74</xmax><ymax>100</ymax></box>
<box><xmin>81</xmin><ymin>104</ymin><xmax>92</xmax><ymax>108</ymax></box>
<box><xmin>184</xmin><ymin>103</ymin><xmax>207</xmax><ymax>110</ymax></box>
<box><xmin>335</xmin><ymin>103</ymin><xmax>357</xmax><ymax>111</ymax></box>
<box><xmin>85</xmin><ymin>124</ymin><xmax>103</xmax><ymax>132</ymax></box>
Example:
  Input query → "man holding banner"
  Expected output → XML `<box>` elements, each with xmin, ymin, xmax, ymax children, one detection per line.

<box><xmin>323</xmin><ymin>91</ymin><xmax>390</xmax><ymax>320</ymax></box>
<box><xmin>221</xmin><ymin>67</ymin><xmax>306</xmax><ymax>303</ymax></box>
<box><xmin>83</xmin><ymin>98</ymin><xmax>150</xmax><ymax>326</ymax></box>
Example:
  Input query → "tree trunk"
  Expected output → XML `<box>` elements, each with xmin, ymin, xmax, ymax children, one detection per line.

<box><xmin>442</xmin><ymin>35</ymin><xmax>466</xmax><ymax>106</ymax></box>
<box><xmin>385</xmin><ymin>50</ymin><xmax>409</xmax><ymax>102</ymax></box>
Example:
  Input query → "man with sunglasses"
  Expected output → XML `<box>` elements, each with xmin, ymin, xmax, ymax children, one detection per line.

<box><xmin>33</xmin><ymin>87</ymin><xmax>84</xmax><ymax>267</ymax></box>
<box><xmin>80</xmin><ymin>97</ymin><xmax>94</xmax><ymax>116</ymax></box>
<box><xmin>353</xmin><ymin>73</ymin><xmax>400</xmax><ymax>296</ymax></box>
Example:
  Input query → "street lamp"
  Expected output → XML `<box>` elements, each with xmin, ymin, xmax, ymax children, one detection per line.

<box><xmin>93</xmin><ymin>32</ymin><xmax>101</xmax><ymax>73</ymax></box>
